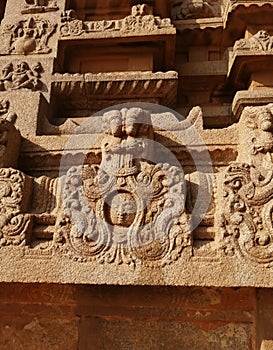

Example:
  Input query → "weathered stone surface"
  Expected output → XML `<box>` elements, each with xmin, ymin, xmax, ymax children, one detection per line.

<box><xmin>1</xmin><ymin>0</ymin><xmax>273</xmax><ymax>347</ymax></box>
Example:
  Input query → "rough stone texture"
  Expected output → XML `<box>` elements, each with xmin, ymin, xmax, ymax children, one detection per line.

<box><xmin>1</xmin><ymin>0</ymin><xmax>273</xmax><ymax>348</ymax></box>
<box><xmin>0</xmin><ymin>284</ymin><xmax>257</xmax><ymax>350</ymax></box>
<box><xmin>0</xmin><ymin>283</ymin><xmax>78</xmax><ymax>350</ymax></box>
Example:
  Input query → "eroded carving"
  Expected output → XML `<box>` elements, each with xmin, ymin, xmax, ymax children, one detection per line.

<box><xmin>0</xmin><ymin>61</ymin><xmax>43</xmax><ymax>91</ymax></box>
<box><xmin>0</xmin><ymin>100</ymin><xmax>17</xmax><ymax>124</ymax></box>
<box><xmin>171</xmin><ymin>0</ymin><xmax>216</xmax><ymax>19</ymax></box>
<box><xmin>1</xmin><ymin>17</ymin><xmax>56</xmax><ymax>54</ymax></box>
<box><xmin>220</xmin><ymin>104</ymin><xmax>273</xmax><ymax>263</ymax></box>
<box><xmin>59</xmin><ymin>108</ymin><xmax>190</xmax><ymax>266</ymax></box>
<box><xmin>0</xmin><ymin>168</ymin><xmax>32</xmax><ymax>247</ymax></box>
<box><xmin>22</xmin><ymin>0</ymin><xmax>59</xmax><ymax>14</ymax></box>
<box><xmin>234</xmin><ymin>30</ymin><xmax>273</xmax><ymax>51</ymax></box>
<box><xmin>60</xmin><ymin>5</ymin><xmax>174</xmax><ymax>37</ymax></box>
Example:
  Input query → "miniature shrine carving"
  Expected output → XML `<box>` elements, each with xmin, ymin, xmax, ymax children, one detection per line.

<box><xmin>0</xmin><ymin>17</ymin><xmax>56</xmax><ymax>54</ymax></box>
<box><xmin>0</xmin><ymin>61</ymin><xmax>43</xmax><ymax>91</ymax></box>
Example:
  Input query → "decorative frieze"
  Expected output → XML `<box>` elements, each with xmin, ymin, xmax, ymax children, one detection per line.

<box><xmin>51</xmin><ymin>71</ymin><xmax>178</xmax><ymax>115</ymax></box>
<box><xmin>60</xmin><ymin>5</ymin><xmax>175</xmax><ymax>38</ymax></box>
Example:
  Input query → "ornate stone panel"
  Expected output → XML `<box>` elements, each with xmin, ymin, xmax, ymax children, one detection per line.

<box><xmin>219</xmin><ymin>104</ymin><xmax>273</xmax><ymax>264</ymax></box>
<box><xmin>0</xmin><ymin>17</ymin><xmax>56</xmax><ymax>55</ymax></box>
<box><xmin>60</xmin><ymin>5</ymin><xmax>175</xmax><ymax>38</ymax></box>
<box><xmin>58</xmin><ymin>108</ymin><xmax>190</xmax><ymax>266</ymax></box>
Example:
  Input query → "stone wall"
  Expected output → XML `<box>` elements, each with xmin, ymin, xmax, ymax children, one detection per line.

<box><xmin>0</xmin><ymin>283</ymin><xmax>262</xmax><ymax>349</ymax></box>
<box><xmin>1</xmin><ymin>0</ymin><xmax>273</xmax><ymax>348</ymax></box>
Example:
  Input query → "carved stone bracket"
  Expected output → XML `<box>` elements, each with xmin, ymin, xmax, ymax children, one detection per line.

<box><xmin>51</xmin><ymin>71</ymin><xmax>178</xmax><ymax>116</ymax></box>
<box><xmin>60</xmin><ymin>5</ymin><xmax>175</xmax><ymax>38</ymax></box>
<box><xmin>0</xmin><ymin>17</ymin><xmax>56</xmax><ymax>55</ymax></box>
<box><xmin>218</xmin><ymin>104</ymin><xmax>273</xmax><ymax>264</ymax></box>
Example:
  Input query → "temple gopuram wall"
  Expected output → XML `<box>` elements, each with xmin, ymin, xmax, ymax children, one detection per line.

<box><xmin>1</xmin><ymin>0</ymin><xmax>273</xmax><ymax>349</ymax></box>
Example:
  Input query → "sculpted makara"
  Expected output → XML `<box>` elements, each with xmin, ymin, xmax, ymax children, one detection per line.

<box><xmin>218</xmin><ymin>104</ymin><xmax>273</xmax><ymax>264</ymax></box>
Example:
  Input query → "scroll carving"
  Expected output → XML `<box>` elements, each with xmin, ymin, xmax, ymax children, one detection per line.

<box><xmin>60</xmin><ymin>5</ymin><xmax>174</xmax><ymax>37</ymax></box>
<box><xmin>219</xmin><ymin>104</ymin><xmax>273</xmax><ymax>263</ymax></box>
<box><xmin>0</xmin><ymin>168</ymin><xmax>32</xmax><ymax>247</ymax></box>
<box><xmin>234</xmin><ymin>30</ymin><xmax>273</xmax><ymax>51</ymax></box>
<box><xmin>22</xmin><ymin>0</ymin><xmax>59</xmax><ymax>14</ymax></box>
<box><xmin>0</xmin><ymin>17</ymin><xmax>56</xmax><ymax>55</ymax></box>
<box><xmin>59</xmin><ymin>108</ymin><xmax>190</xmax><ymax>266</ymax></box>
<box><xmin>0</xmin><ymin>62</ymin><xmax>43</xmax><ymax>91</ymax></box>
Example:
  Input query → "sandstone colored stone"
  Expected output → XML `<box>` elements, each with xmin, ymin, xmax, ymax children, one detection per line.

<box><xmin>1</xmin><ymin>0</ymin><xmax>273</xmax><ymax>348</ymax></box>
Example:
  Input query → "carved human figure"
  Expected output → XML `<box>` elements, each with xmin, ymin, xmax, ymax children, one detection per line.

<box><xmin>0</xmin><ymin>64</ymin><xmax>13</xmax><ymax>91</ymax></box>
<box><xmin>0</xmin><ymin>100</ymin><xmax>17</xmax><ymax>124</ymax></box>
<box><xmin>0</xmin><ymin>62</ymin><xmax>42</xmax><ymax>91</ymax></box>
<box><xmin>11</xmin><ymin>62</ymin><xmax>38</xmax><ymax>90</ymax></box>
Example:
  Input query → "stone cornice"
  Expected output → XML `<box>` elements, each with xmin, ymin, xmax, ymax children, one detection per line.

<box><xmin>51</xmin><ymin>71</ymin><xmax>179</xmax><ymax>114</ymax></box>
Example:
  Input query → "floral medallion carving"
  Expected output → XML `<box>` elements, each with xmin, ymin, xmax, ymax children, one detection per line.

<box><xmin>59</xmin><ymin>108</ymin><xmax>190</xmax><ymax>266</ymax></box>
<box><xmin>220</xmin><ymin>104</ymin><xmax>273</xmax><ymax>264</ymax></box>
